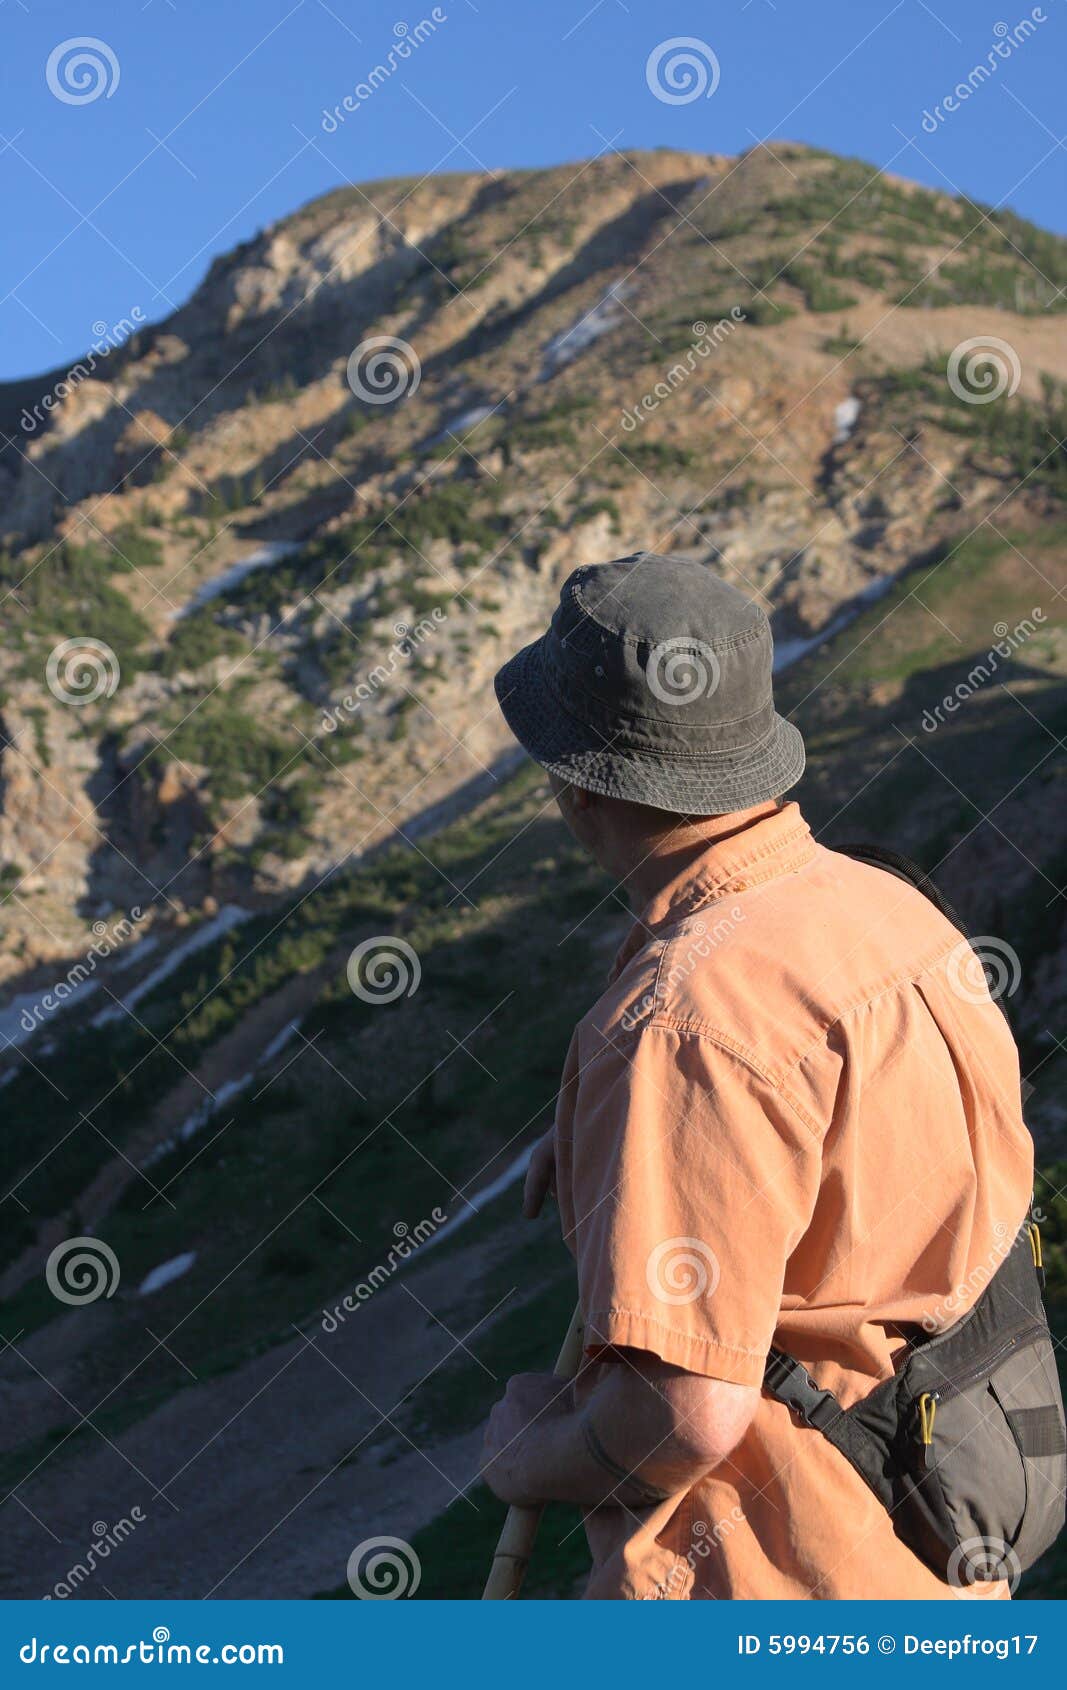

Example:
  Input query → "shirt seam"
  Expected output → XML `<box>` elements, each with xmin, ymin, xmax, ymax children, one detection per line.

<box><xmin>787</xmin><ymin>934</ymin><xmax>965</xmax><ymax>1074</ymax></box>
<box><xmin>587</xmin><ymin>1306</ymin><xmax>768</xmax><ymax>1364</ymax></box>
<box><xmin>639</xmin><ymin>1017</ymin><xmax>824</xmax><ymax>1139</ymax></box>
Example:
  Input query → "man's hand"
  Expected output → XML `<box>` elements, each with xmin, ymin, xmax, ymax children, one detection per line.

<box><xmin>523</xmin><ymin>1128</ymin><xmax>556</xmax><ymax>1218</ymax></box>
<box><xmin>481</xmin><ymin>1371</ymin><xmax>573</xmax><ymax>1505</ymax></box>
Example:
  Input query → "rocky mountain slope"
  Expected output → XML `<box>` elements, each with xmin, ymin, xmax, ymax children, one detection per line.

<box><xmin>0</xmin><ymin>142</ymin><xmax>1065</xmax><ymax>1598</ymax></box>
<box><xmin>2</xmin><ymin>142</ymin><xmax>1066</xmax><ymax>988</ymax></box>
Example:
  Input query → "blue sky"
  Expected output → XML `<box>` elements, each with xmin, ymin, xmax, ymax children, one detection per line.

<box><xmin>1</xmin><ymin>0</ymin><xmax>1063</xmax><ymax>380</ymax></box>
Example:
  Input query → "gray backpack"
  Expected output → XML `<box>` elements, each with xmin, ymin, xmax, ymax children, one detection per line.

<box><xmin>763</xmin><ymin>845</ymin><xmax>1066</xmax><ymax>1587</ymax></box>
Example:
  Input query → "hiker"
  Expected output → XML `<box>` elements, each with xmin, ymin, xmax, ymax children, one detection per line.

<box><xmin>480</xmin><ymin>553</ymin><xmax>1063</xmax><ymax>1600</ymax></box>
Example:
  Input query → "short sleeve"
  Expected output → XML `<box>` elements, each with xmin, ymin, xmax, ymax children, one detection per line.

<box><xmin>557</xmin><ymin>1024</ymin><xmax>822</xmax><ymax>1386</ymax></box>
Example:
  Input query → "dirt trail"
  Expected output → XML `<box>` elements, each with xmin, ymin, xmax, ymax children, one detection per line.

<box><xmin>0</xmin><ymin>1204</ymin><xmax>538</xmax><ymax>1598</ymax></box>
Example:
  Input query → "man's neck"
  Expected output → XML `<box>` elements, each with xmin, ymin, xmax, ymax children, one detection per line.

<box><xmin>621</xmin><ymin>800</ymin><xmax>782</xmax><ymax>911</ymax></box>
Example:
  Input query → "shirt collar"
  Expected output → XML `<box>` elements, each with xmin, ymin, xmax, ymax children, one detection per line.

<box><xmin>610</xmin><ymin>801</ymin><xmax>815</xmax><ymax>980</ymax></box>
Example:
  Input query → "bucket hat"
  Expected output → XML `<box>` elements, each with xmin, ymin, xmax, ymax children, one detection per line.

<box><xmin>494</xmin><ymin>552</ymin><xmax>804</xmax><ymax>814</ymax></box>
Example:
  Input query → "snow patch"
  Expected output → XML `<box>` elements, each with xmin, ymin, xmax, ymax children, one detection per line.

<box><xmin>833</xmin><ymin>396</ymin><xmax>861</xmax><ymax>444</ymax></box>
<box><xmin>417</xmin><ymin>1145</ymin><xmax>534</xmax><ymax>1257</ymax></box>
<box><xmin>139</xmin><ymin>1252</ymin><xmax>197</xmax><ymax>1295</ymax></box>
<box><xmin>143</xmin><ymin>1020</ymin><xmax>302</xmax><ymax>1168</ymax></box>
<box><xmin>433</xmin><ymin>403</ymin><xmax>496</xmax><ymax>443</ymax></box>
<box><xmin>260</xmin><ymin>1018</ymin><xmax>301</xmax><ymax>1065</ymax></box>
<box><xmin>92</xmin><ymin>906</ymin><xmax>250</xmax><ymax>1028</ymax></box>
<box><xmin>773</xmin><ymin>574</ymin><xmax>897</xmax><ymax>674</ymax></box>
<box><xmin>0</xmin><ymin>979</ymin><xmax>100</xmax><ymax>1052</ymax></box>
<box><xmin>176</xmin><ymin>542</ymin><xmax>301</xmax><ymax>620</ymax></box>
<box><xmin>540</xmin><ymin>283</ymin><xmax>629</xmax><ymax>381</ymax></box>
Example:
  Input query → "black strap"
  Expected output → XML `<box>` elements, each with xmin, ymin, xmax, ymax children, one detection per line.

<box><xmin>763</xmin><ymin>1349</ymin><xmax>894</xmax><ymax>1507</ymax></box>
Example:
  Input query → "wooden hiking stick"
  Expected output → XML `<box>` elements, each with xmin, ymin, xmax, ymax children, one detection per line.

<box><xmin>482</xmin><ymin>1302</ymin><xmax>585</xmax><ymax>1599</ymax></box>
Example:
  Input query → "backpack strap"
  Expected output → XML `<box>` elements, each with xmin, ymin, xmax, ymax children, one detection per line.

<box><xmin>835</xmin><ymin>842</ymin><xmax>964</xmax><ymax>928</ymax></box>
<box><xmin>763</xmin><ymin>1349</ymin><xmax>895</xmax><ymax>1508</ymax></box>
<box><xmin>763</xmin><ymin>841</ymin><xmax>1029</xmax><ymax>1491</ymax></box>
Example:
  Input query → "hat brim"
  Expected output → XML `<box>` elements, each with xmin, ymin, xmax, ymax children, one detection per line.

<box><xmin>494</xmin><ymin>635</ymin><xmax>805</xmax><ymax>816</ymax></box>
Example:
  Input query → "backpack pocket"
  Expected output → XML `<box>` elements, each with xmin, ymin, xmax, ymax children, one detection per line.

<box><xmin>892</xmin><ymin>1321</ymin><xmax>1066</xmax><ymax>1587</ymax></box>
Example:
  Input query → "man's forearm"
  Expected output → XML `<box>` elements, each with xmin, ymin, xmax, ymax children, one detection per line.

<box><xmin>499</xmin><ymin>1405</ymin><xmax>672</xmax><ymax>1508</ymax></box>
<box><xmin>501</xmin><ymin>1373</ymin><xmax>709</xmax><ymax>1509</ymax></box>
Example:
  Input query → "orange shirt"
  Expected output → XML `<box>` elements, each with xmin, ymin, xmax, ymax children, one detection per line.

<box><xmin>554</xmin><ymin>802</ymin><xmax>1034</xmax><ymax>1599</ymax></box>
